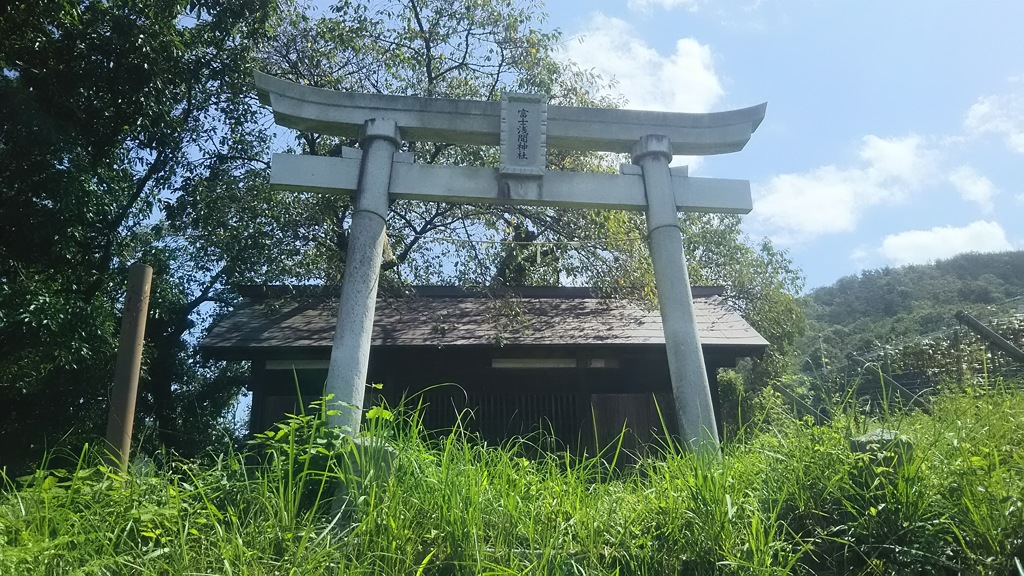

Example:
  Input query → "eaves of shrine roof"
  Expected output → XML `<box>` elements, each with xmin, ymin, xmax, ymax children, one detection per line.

<box><xmin>199</xmin><ymin>285</ymin><xmax>769</xmax><ymax>359</ymax></box>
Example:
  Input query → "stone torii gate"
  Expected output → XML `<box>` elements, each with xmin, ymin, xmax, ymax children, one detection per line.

<box><xmin>255</xmin><ymin>72</ymin><xmax>766</xmax><ymax>453</ymax></box>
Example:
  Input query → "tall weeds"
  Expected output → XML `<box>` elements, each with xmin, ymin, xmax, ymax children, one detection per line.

<box><xmin>1</xmin><ymin>387</ymin><xmax>1021</xmax><ymax>574</ymax></box>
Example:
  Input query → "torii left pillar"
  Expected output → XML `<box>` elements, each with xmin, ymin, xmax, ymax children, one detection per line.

<box><xmin>326</xmin><ymin>118</ymin><xmax>400</xmax><ymax>435</ymax></box>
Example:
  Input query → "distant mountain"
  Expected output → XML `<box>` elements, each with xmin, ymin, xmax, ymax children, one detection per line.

<box><xmin>798</xmin><ymin>250</ymin><xmax>1024</xmax><ymax>371</ymax></box>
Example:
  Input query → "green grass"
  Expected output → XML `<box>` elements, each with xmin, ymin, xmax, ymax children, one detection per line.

<box><xmin>1</xmin><ymin>388</ymin><xmax>1022</xmax><ymax>575</ymax></box>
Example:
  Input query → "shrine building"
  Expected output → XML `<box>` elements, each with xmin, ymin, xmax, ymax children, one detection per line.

<box><xmin>200</xmin><ymin>285</ymin><xmax>767</xmax><ymax>452</ymax></box>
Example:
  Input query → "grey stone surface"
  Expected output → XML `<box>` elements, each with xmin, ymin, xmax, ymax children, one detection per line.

<box><xmin>500</xmin><ymin>93</ymin><xmax>547</xmax><ymax>176</ymax></box>
<box><xmin>270</xmin><ymin>153</ymin><xmax>752</xmax><ymax>213</ymax></box>
<box><xmin>255</xmin><ymin>72</ymin><xmax>765</xmax><ymax>155</ymax></box>
<box><xmin>850</xmin><ymin>429</ymin><xmax>914</xmax><ymax>470</ymax></box>
<box><xmin>634</xmin><ymin>134</ymin><xmax>720</xmax><ymax>454</ymax></box>
<box><xmin>325</xmin><ymin>119</ymin><xmax>400</xmax><ymax>435</ymax></box>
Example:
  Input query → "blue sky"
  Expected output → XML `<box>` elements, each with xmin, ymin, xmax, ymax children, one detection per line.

<box><xmin>545</xmin><ymin>0</ymin><xmax>1024</xmax><ymax>290</ymax></box>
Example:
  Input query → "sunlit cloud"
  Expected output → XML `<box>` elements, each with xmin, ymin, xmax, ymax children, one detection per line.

<box><xmin>749</xmin><ymin>135</ymin><xmax>939</xmax><ymax>243</ymax></box>
<box><xmin>964</xmin><ymin>92</ymin><xmax>1024</xmax><ymax>154</ymax></box>
<box><xmin>626</xmin><ymin>0</ymin><xmax>702</xmax><ymax>12</ymax></box>
<box><xmin>878</xmin><ymin>220</ymin><xmax>1013</xmax><ymax>266</ymax></box>
<box><xmin>948</xmin><ymin>165</ymin><xmax>999</xmax><ymax>213</ymax></box>
<box><xmin>562</xmin><ymin>13</ymin><xmax>725</xmax><ymax>169</ymax></box>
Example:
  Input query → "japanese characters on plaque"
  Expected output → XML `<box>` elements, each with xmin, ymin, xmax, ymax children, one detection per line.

<box><xmin>500</xmin><ymin>93</ymin><xmax>547</xmax><ymax>177</ymax></box>
<box><xmin>516</xmin><ymin>108</ymin><xmax>530</xmax><ymax>160</ymax></box>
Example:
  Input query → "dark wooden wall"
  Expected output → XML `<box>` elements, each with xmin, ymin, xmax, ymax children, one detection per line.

<box><xmin>248</xmin><ymin>345</ymin><xmax>740</xmax><ymax>452</ymax></box>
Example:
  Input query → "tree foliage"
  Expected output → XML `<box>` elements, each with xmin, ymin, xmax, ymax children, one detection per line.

<box><xmin>0</xmin><ymin>0</ymin><xmax>805</xmax><ymax>472</ymax></box>
<box><xmin>259</xmin><ymin>0</ymin><xmax>635</xmax><ymax>290</ymax></box>
<box><xmin>0</xmin><ymin>0</ymin><xmax>292</xmax><ymax>471</ymax></box>
<box><xmin>799</xmin><ymin>250</ymin><xmax>1024</xmax><ymax>375</ymax></box>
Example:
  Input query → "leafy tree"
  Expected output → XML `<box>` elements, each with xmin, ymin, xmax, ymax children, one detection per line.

<box><xmin>258</xmin><ymin>0</ymin><xmax>636</xmax><ymax>291</ymax></box>
<box><xmin>0</xmin><ymin>0</ymin><xmax>295</xmax><ymax>471</ymax></box>
<box><xmin>0</xmin><ymin>0</ymin><xmax>806</xmax><ymax>471</ymax></box>
<box><xmin>601</xmin><ymin>211</ymin><xmax>804</xmax><ymax>396</ymax></box>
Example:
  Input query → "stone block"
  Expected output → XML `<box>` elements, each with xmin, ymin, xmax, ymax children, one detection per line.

<box><xmin>850</xmin><ymin>429</ymin><xmax>913</xmax><ymax>471</ymax></box>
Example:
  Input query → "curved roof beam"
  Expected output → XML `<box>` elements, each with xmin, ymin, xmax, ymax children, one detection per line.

<box><xmin>255</xmin><ymin>72</ymin><xmax>766</xmax><ymax>156</ymax></box>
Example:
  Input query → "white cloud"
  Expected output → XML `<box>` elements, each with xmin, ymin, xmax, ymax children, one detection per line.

<box><xmin>564</xmin><ymin>14</ymin><xmax>723</xmax><ymax>114</ymax></box>
<box><xmin>964</xmin><ymin>92</ymin><xmax>1024</xmax><ymax>154</ymax></box>
<box><xmin>879</xmin><ymin>221</ymin><xmax>1013</xmax><ymax>266</ymax></box>
<box><xmin>564</xmin><ymin>14</ymin><xmax>724</xmax><ymax>169</ymax></box>
<box><xmin>859</xmin><ymin>135</ymin><xmax>936</xmax><ymax>187</ymax></box>
<box><xmin>948</xmin><ymin>165</ymin><xmax>999</xmax><ymax>213</ymax></box>
<box><xmin>750</xmin><ymin>135</ymin><xmax>939</xmax><ymax>243</ymax></box>
<box><xmin>627</xmin><ymin>0</ymin><xmax>701</xmax><ymax>12</ymax></box>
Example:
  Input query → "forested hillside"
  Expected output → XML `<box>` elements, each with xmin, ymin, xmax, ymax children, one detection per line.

<box><xmin>798</xmin><ymin>250</ymin><xmax>1024</xmax><ymax>374</ymax></box>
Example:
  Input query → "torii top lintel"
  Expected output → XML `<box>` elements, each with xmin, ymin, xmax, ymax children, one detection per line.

<box><xmin>255</xmin><ymin>72</ymin><xmax>766</xmax><ymax>156</ymax></box>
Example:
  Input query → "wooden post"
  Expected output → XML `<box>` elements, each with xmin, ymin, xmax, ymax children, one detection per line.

<box><xmin>104</xmin><ymin>262</ymin><xmax>152</xmax><ymax>471</ymax></box>
<box><xmin>955</xmin><ymin>310</ymin><xmax>1024</xmax><ymax>365</ymax></box>
<box><xmin>953</xmin><ymin>327</ymin><xmax>965</xmax><ymax>384</ymax></box>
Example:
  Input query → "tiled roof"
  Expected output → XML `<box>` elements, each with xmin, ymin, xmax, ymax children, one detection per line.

<box><xmin>200</xmin><ymin>286</ymin><xmax>769</xmax><ymax>355</ymax></box>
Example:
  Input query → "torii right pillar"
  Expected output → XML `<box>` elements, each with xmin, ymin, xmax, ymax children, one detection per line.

<box><xmin>633</xmin><ymin>134</ymin><xmax>720</xmax><ymax>456</ymax></box>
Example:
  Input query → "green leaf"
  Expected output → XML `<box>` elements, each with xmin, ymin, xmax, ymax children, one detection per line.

<box><xmin>365</xmin><ymin>406</ymin><xmax>393</xmax><ymax>421</ymax></box>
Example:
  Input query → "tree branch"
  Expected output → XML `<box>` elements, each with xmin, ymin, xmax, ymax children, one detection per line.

<box><xmin>385</xmin><ymin>203</ymin><xmax>458</xmax><ymax>269</ymax></box>
<box><xmin>436</xmin><ymin>13</ymin><xmax>473</xmax><ymax>79</ymax></box>
<box><xmin>184</xmin><ymin>267</ymin><xmax>227</xmax><ymax>317</ymax></box>
<box><xmin>486</xmin><ymin>50</ymin><xmax>507</xmax><ymax>101</ymax></box>
<box><xmin>426</xmin><ymin>142</ymin><xmax>451</xmax><ymax>164</ymax></box>
<box><xmin>409</xmin><ymin>0</ymin><xmax>435</xmax><ymax>97</ymax></box>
